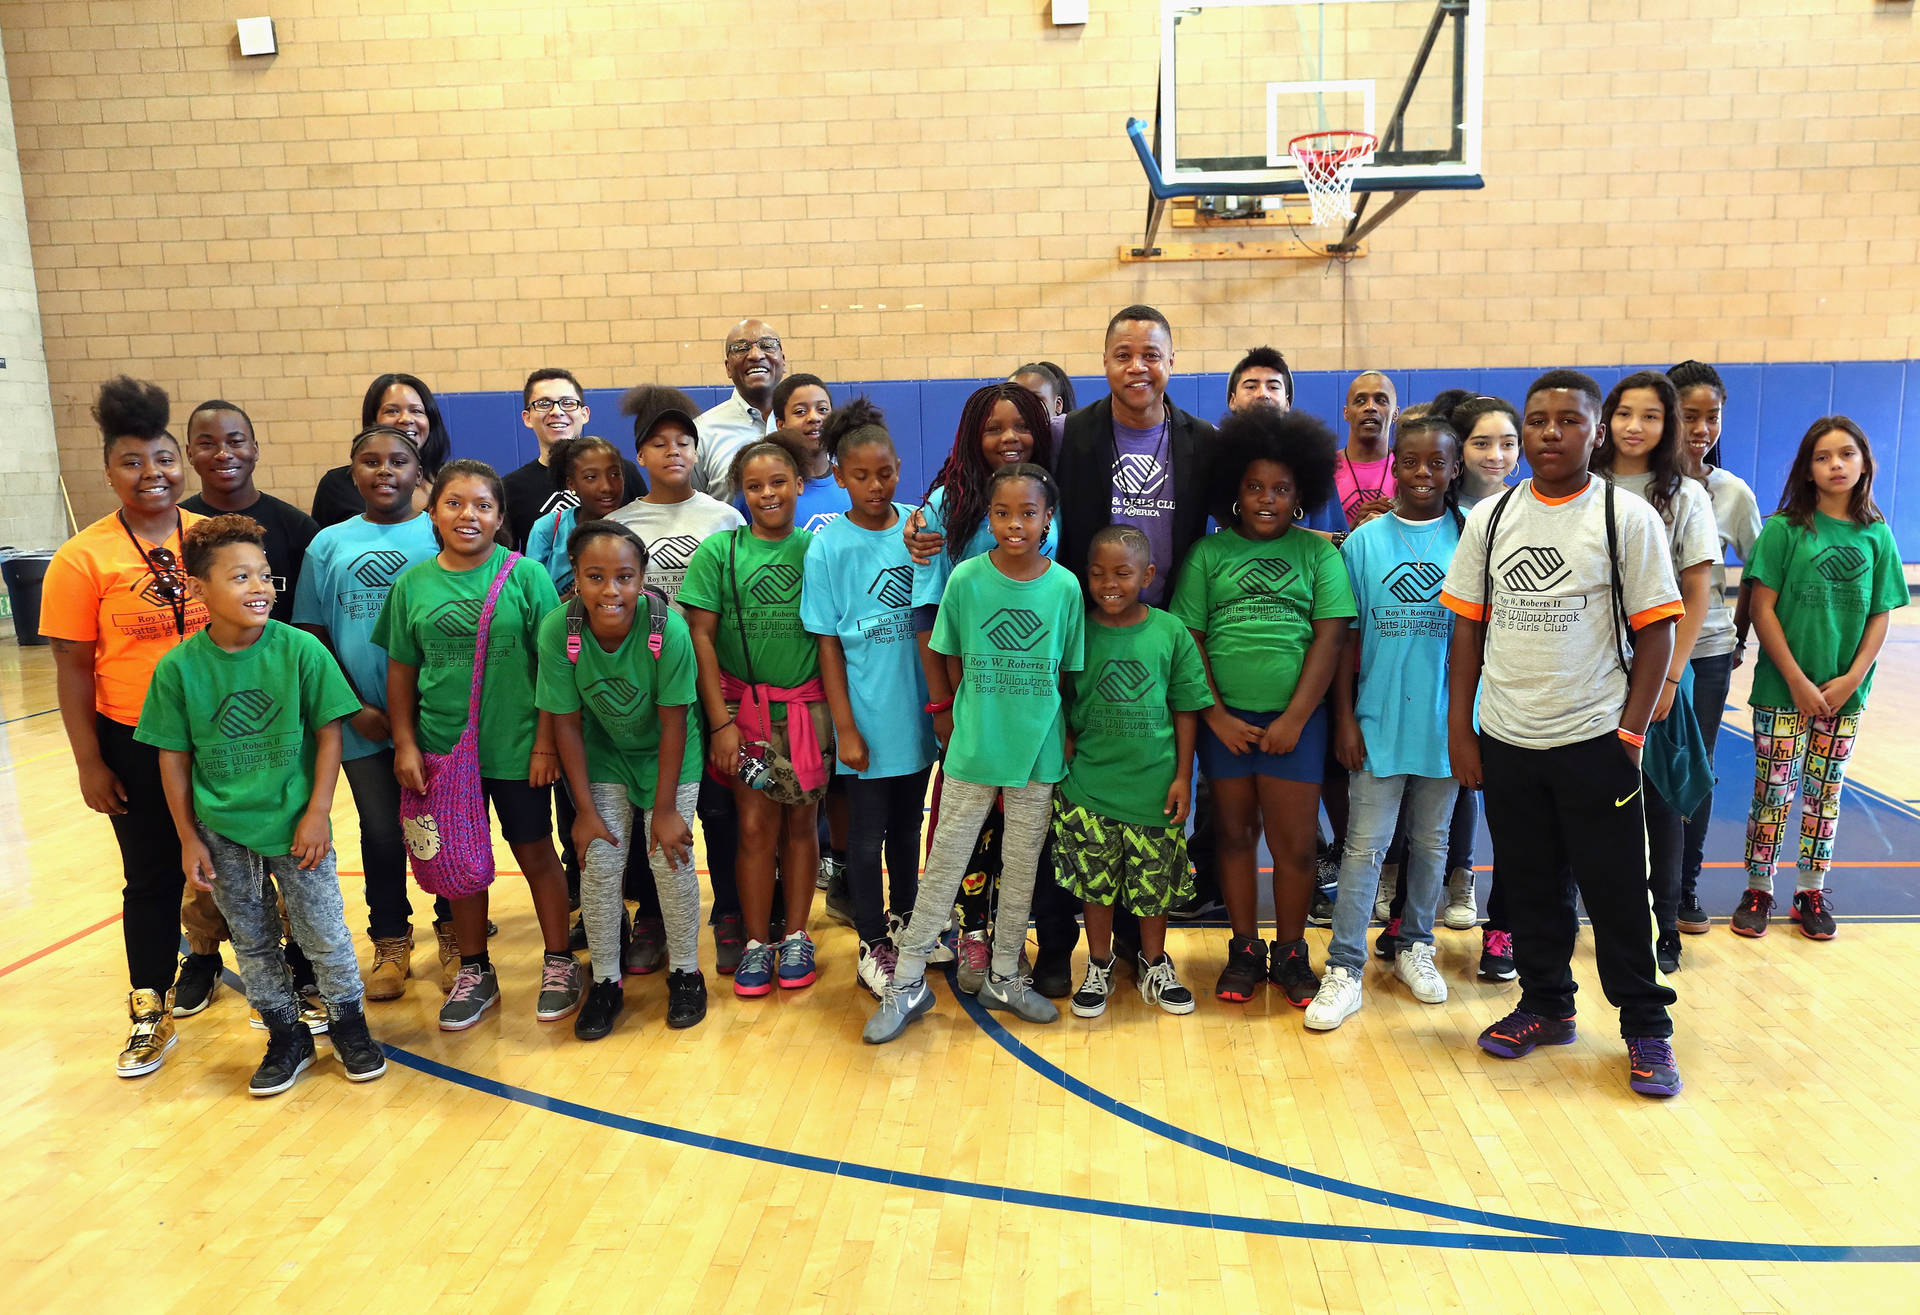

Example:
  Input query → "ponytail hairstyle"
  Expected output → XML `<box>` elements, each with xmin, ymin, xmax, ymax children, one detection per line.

<box><xmin>1778</xmin><ymin>416</ymin><xmax>1883</xmax><ymax>531</ymax></box>
<box><xmin>565</xmin><ymin>516</ymin><xmax>650</xmax><ymax>572</ymax></box>
<box><xmin>728</xmin><ymin>427</ymin><xmax>808</xmax><ymax>495</ymax></box>
<box><xmin>93</xmin><ymin>375</ymin><xmax>172</xmax><ymax>458</ymax></box>
<box><xmin>1667</xmin><ymin>359</ymin><xmax>1727</xmax><ymax>470</ymax></box>
<box><xmin>361</xmin><ymin>372</ymin><xmax>451</xmax><ymax>477</ymax></box>
<box><xmin>988</xmin><ymin>461</ymin><xmax>1059</xmax><ymax>514</ymax></box>
<box><xmin>1394</xmin><ymin>414</ymin><xmax>1466</xmax><ymax>532</ymax></box>
<box><xmin>547</xmin><ymin>434</ymin><xmax>622</xmax><ymax>493</ymax></box>
<box><xmin>924</xmin><ymin>382</ymin><xmax>1056</xmax><ymax>562</ymax></box>
<box><xmin>349</xmin><ymin>423</ymin><xmax>421</xmax><ymax>460</ymax></box>
<box><xmin>1450</xmin><ymin>394</ymin><xmax>1520</xmax><ymax>444</ymax></box>
<box><xmin>1427</xmin><ymin>388</ymin><xmax>1472</xmax><ymax>428</ymax></box>
<box><xmin>427</xmin><ymin>459</ymin><xmax>504</xmax><ymax>515</ymax></box>
<box><xmin>820</xmin><ymin>396</ymin><xmax>894</xmax><ymax>463</ymax></box>
<box><xmin>1593</xmin><ymin>370</ymin><xmax>1685</xmax><ymax>520</ymax></box>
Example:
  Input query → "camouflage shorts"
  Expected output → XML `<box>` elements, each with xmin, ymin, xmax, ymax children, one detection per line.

<box><xmin>1050</xmin><ymin>796</ymin><xmax>1193</xmax><ymax>917</ymax></box>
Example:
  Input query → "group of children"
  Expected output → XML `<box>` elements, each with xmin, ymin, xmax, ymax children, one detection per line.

<box><xmin>48</xmin><ymin>342</ymin><xmax>1905</xmax><ymax>1103</ymax></box>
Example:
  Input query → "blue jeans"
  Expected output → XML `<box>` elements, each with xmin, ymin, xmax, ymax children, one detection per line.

<box><xmin>201</xmin><ymin>826</ymin><xmax>365</xmax><ymax>1018</ymax></box>
<box><xmin>1327</xmin><ymin>770</ymin><xmax>1454</xmax><ymax>973</ymax></box>
<box><xmin>1681</xmin><ymin>651</ymin><xmax>1735</xmax><ymax>901</ymax></box>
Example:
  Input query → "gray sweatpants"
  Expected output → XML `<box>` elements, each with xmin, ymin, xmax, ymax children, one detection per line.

<box><xmin>894</xmin><ymin>777</ymin><xmax>1053</xmax><ymax>986</ymax></box>
<box><xmin>582</xmin><ymin>781</ymin><xmax>702</xmax><ymax>981</ymax></box>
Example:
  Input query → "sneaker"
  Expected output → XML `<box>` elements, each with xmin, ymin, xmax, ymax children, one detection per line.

<box><xmin>296</xmin><ymin>985</ymin><xmax>331</xmax><ymax>1035</ymax></box>
<box><xmin>438</xmin><ymin>962</ymin><xmax>500</xmax><ymax>1031</ymax></box>
<box><xmin>1394</xmin><ymin>942</ymin><xmax>1448</xmax><ymax>1004</ymax></box>
<box><xmin>863</xmin><ymin>974</ymin><xmax>934</xmax><ymax>1044</ymax></box>
<box><xmin>1373</xmin><ymin>917</ymin><xmax>1401</xmax><ymax>962</ymax></box>
<box><xmin>1303</xmin><ymin>964</ymin><xmax>1363</xmax><ymax>1031</ymax></box>
<box><xmin>1792</xmin><ymin>889</ymin><xmax>1837</xmax><ymax>941</ymax></box>
<box><xmin>977</xmin><ymin>971</ymin><xmax>1059</xmax><ymax>1024</ymax></box>
<box><xmin>1071</xmin><ymin>954</ymin><xmax>1117</xmax><ymax>1018</ymax></box>
<box><xmin>1479</xmin><ymin>928</ymin><xmax>1517</xmax><ymax>981</ymax></box>
<box><xmin>1307</xmin><ymin>888</ymin><xmax>1335</xmax><ymax>928</ymax></box>
<box><xmin>1031</xmin><ymin>947</ymin><xmax>1074</xmax><ymax>1000</ymax></box>
<box><xmin>777</xmin><ymin>931</ymin><xmax>818</xmax><ymax>989</ymax></box>
<box><xmin>824</xmin><ymin>868</ymin><xmax>855</xmax><ymax>927</ymax></box>
<box><xmin>734</xmin><ymin>939</ymin><xmax>776</xmax><ymax>997</ymax></box>
<box><xmin>1729</xmin><ymin>889</ymin><xmax>1773</xmax><ymax>938</ymax></box>
<box><xmin>1477</xmin><ymin>1009</ymin><xmax>1576</xmax><ymax>1059</ymax></box>
<box><xmin>1166</xmin><ymin>892</ymin><xmax>1226</xmax><ymax>922</ymax></box>
<box><xmin>624</xmin><ymin>916</ymin><xmax>666</xmax><ymax>976</ymax></box>
<box><xmin>857</xmin><ymin>937</ymin><xmax>898</xmax><ymax>1000</ymax></box>
<box><xmin>902</xmin><ymin>912</ymin><xmax>956</xmax><ymax>967</ymax></box>
<box><xmin>536</xmin><ymin>953</ymin><xmax>584</xmax><ymax>1021</ymax></box>
<box><xmin>327</xmin><ymin>1002</ymin><xmax>387</xmax><ymax>1081</ymax></box>
<box><xmin>1214</xmin><ymin>935</ymin><xmax>1267</xmax><ymax>1003</ymax></box>
<box><xmin>1656</xmin><ymin>931</ymin><xmax>1681</xmax><ymax>975</ymax></box>
<box><xmin>713</xmin><ymin>913</ymin><xmax>745</xmax><ymax>976</ymax></box>
<box><xmin>172</xmin><ymin>952</ymin><xmax>222</xmax><ymax>1016</ymax></box>
<box><xmin>365</xmin><ymin>930</ymin><xmax>413</xmax><ymax>1001</ymax></box>
<box><xmin>249</xmin><ymin>1012</ymin><xmax>316</xmax><ymax>1098</ymax></box>
<box><xmin>117</xmin><ymin>988</ymin><xmax>178</xmax><ymax>1078</ymax></box>
<box><xmin>666</xmin><ymin>969</ymin><xmax>708</xmax><ymax>1028</ymax></box>
<box><xmin>1676</xmin><ymin>896</ymin><xmax>1711</xmax><ymax>935</ymax></box>
<box><xmin>1315</xmin><ymin>844</ymin><xmax>1341</xmax><ymax>890</ymax></box>
<box><xmin>573</xmin><ymin>978</ymin><xmax>624</xmax><ymax>1041</ymax></box>
<box><xmin>955</xmin><ymin>929</ymin><xmax>991</xmax><ymax>995</ymax></box>
<box><xmin>1443</xmin><ymin>867</ymin><xmax>1478</xmax><ymax>929</ymax></box>
<box><xmin>1626</xmin><ymin>1036</ymin><xmax>1683</xmax><ymax>1098</ymax></box>
<box><xmin>1372</xmin><ymin>863</ymin><xmax>1400</xmax><ymax>922</ymax></box>
<box><xmin>817</xmin><ymin>853</ymin><xmax>843</xmax><ymax>891</ymax></box>
<box><xmin>1136</xmin><ymin>954</ymin><xmax>1195</xmax><ymax>1015</ymax></box>
<box><xmin>1269</xmin><ymin>938</ymin><xmax>1321</xmax><ymax>1008</ymax></box>
<box><xmin>434</xmin><ymin>921</ymin><xmax>461</xmax><ymax>991</ymax></box>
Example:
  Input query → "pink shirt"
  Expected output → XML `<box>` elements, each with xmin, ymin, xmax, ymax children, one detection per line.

<box><xmin>1334</xmin><ymin>452</ymin><xmax>1396</xmax><ymax>529</ymax></box>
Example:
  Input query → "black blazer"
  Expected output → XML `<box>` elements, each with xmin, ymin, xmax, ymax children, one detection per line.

<box><xmin>1054</xmin><ymin>393</ymin><xmax>1214</xmax><ymax>597</ymax></box>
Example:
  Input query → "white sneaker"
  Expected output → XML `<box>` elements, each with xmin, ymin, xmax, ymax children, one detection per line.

<box><xmin>1136</xmin><ymin>954</ymin><xmax>1196</xmax><ymax>1015</ymax></box>
<box><xmin>1443</xmin><ymin>866</ymin><xmax>1478</xmax><ymax>929</ymax></box>
<box><xmin>891</xmin><ymin>910</ymin><xmax>955</xmax><ymax>966</ymax></box>
<box><xmin>1395</xmin><ymin>942</ymin><xmax>1448</xmax><ymax>1004</ymax></box>
<box><xmin>1303</xmin><ymin>964</ymin><xmax>1363</xmax><ymax>1031</ymax></box>
<box><xmin>1372</xmin><ymin>863</ymin><xmax>1400</xmax><ymax>923</ymax></box>
<box><xmin>1071</xmin><ymin>954</ymin><xmax>1116</xmax><ymax>1018</ymax></box>
<box><xmin>856</xmin><ymin>938</ymin><xmax>897</xmax><ymax>1001</ymax></box>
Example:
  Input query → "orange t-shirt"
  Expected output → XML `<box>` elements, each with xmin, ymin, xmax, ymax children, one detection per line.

<box><xmin>39</xmin><ymin>510</ymin><xmax>213</xmax><ymax>726</ymax></box>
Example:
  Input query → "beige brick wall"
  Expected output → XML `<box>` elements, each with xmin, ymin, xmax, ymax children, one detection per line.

<box><xmin>6</xmin><ymin>0</ymin><xmax>1918</xmax><ymax>526</ymax></box>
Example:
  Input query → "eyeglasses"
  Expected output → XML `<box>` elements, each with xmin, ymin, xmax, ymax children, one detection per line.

<box><xmin>725</xmin><ymin>337</ymin><xmax>783</xmax><ymax>357</ymax></box>
<box><xmin>528</xmin><ymin>397</ymin><xmax>584</xmax><ymax>414</ymax></box>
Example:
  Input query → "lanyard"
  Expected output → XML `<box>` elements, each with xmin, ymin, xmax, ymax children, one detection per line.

<box><xmin>117</xmin><ymin>511</ymin><xmax>187</xmax><ymax>638</ymax></box>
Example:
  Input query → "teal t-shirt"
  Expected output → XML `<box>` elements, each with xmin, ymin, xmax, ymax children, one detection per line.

<box><xmin>910</xmin><ymin>485</ymin><xmax>1059</xmax><ymax>608</ymax></box>
<box><xmin>930</xmin><ymin>554</ymin><xmax>1085</xmax><ymax>788</ymax></box>
<box><xmin>1169</xmin><ymin>527</ymin><xmax>1358</xmax><ymax>712</ymax></box>
<box><xmin>525</xmin><ymin>504</ymin><xmax>581</xmax><ymax>594</ymax></box>
<box><xmin>371</xmin><ymin>546</ymin><xmax>562</xmax><ymax>778</ymax></box>
<box><xmin>1060</xmin><ymin>608</ymin><xmax>1214</xmax><ymax>827</ymax></box>
<box><xmin>679</xmin><ymin>527</ymin><xmax>820</xmax><ymax>707</ymax></box>
<box><xmin>534</xmin><ymin>601</ymin><xmax>704</xmax><ymax>808</ymax></box>
<box><xmin>1341</xmin><ymin>512</ymin><xmax>1460</xmax><ymax>779</ymax></box>
<box><xmin>799</xmin><ymin>507</ymin><xmax>939</xmax><ymax>779</ymax></box>
<box><xmin>290</xmin><ymin>512</ymin><xmax>441</xmax><ymax>760</ymax></box>
<box><xmin>135</xmin><ymin>622</ymin><xmax>362</xmax><ymax>856</ymax></box>
<box><xmin>1746</xmin><ymin>512</ymin><xmax>1907</xmax><ymax>716</ymax></box>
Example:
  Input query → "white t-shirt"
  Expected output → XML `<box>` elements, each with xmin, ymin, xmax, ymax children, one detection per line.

<box><xmin>1692</xmin><ymin>467</ymin><xmax>1764</xmax><ymax>659</ymax></box>
<box><xmin>1610</xmin><ymin>471</ymin><xmax>1721</xmax><ymax>663</ymax></box>
<box><xmin>608</xmin><ymin>492</ymin><xmax>745</xmax><ymax>611</ymax></box>
<box><xmin>1442</xmin><ymin>478</ymin><xmax>1682</xmax><ymax>750</ymax></box>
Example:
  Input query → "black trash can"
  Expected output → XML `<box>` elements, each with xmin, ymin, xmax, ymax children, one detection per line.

<box><xmin>3</xmin><ymin>552</ymin><xmax>55</xmax><ymax>646</ymax></box>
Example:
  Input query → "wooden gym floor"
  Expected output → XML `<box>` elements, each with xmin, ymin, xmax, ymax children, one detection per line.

<box><xmin>4</xmin><ymin>614</ymin><xmax>1920</xmax><ymax>1314</ymax></box>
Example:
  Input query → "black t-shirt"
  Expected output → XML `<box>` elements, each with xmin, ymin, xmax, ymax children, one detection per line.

<box><xmin>502</xmin><ymin>456</ymin><xmax>646</xmax><ymax>551</ymax></box>
<box><xmin>182</xmin><ymin>491</ymin><xmax>320</xmax><ymax>623</ymax></box>
<box><xmin>310</xmin><ymin>465</ymin><xmax>363</xmax><ymax>530</ymax></box>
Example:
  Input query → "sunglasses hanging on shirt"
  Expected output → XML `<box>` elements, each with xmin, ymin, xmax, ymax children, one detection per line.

<box><xmin>117</xmin><ymin>510</ymin><xmax>188</xmax><ymax>639</ymax></box>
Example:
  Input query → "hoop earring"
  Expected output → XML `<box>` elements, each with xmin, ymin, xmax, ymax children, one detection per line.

<box><xmin>1231</xmin><ymin>500</ymin><xmax>1241</xmax><ymax>519</ymax></box>
<box><xmin>1292</xmin><ymin>506</ymin><xmax>1304</xmax><ymax>521</ymax></box>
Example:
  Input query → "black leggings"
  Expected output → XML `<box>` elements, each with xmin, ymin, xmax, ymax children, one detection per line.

<box><xmin>96</xmin><ymin>715</ymin><xmax>186</xmax><ymax>994</ymax></box>
<box><xmin>846</xmin><ymin>768</ymin><xmax>931</xmax><ymax>943</ymax></box>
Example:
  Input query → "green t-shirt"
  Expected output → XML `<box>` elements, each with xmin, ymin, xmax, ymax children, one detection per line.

<box><xmin>678</xmin><ymin>527</ymin><xmax>819</xmax><ymax>716</ymax></box>
<box><xmin>534</xmin><ymin>600</ymin><xmax>704</xmax><ymax>808</ymax></box>
<box><xmin>1746</xmin><ymin>512</ymin><xmax>1907</xmax><ymax>716</ymax></box>
<box><xmin>135</xmin><ymin>622</ymin><xmax>361</xmax><ymax>856</ymax></box>
<box><xmin>1169</xmin><ymin>527</ymin><xmax>1358</xmax><ymax>712</ymax></box>
<box><xmin>930</xmin><ymin>554</ymin><xmax>1085</xmax><ymax>788</ymax></box>
<box><xmin>371</xmin><ymin>546</ymin><xmax>562</xmax><ymax>778</ymax></box>
<box><xmin>1060</xmin><ymin>608</ymin><xmax>1214</xmax><ymax>827</ymax></box>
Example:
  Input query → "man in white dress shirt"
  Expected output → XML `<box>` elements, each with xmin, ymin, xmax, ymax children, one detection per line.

<box><xmin>693</xmin><ymin>317</ymin><xmax>786</xmax><ymax>502</ymax></box>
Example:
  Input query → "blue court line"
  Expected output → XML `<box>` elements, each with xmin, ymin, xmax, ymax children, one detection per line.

<box><xmin>0</xmin><ymin>707</ymin><xmax>56</xmax><ymax>727</ymax></box>
<box><xmin>380</xmin><ymin>1042</ymin><xmax>1917</xmax><ymax>1263</ymax></box>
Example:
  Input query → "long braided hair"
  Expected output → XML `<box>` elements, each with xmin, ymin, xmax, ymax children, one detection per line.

<box><xmin>922</xmin><ymin>382</ymin><xmax>1056</xmax><ymax>562</ymax></box>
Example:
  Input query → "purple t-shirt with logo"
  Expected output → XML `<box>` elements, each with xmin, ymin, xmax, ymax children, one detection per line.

<box><xmin>1109</xmin><ymin>418</ymin><xmax>1176</xmax><ymax>605</ymax></box>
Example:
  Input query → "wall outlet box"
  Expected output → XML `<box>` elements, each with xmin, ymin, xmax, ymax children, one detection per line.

<box><xmin>237</xmin><ymin>17</ymin><xmax>276</xmax><ymax>56</ymax></box>
<box><xmin>1052</xmin><ymin>0</ymin><xmax>1088</xmax><ymax>25</ymax></box>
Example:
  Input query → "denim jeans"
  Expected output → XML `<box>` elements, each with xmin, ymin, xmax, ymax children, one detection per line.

<box><xmin>200</xmin><ymin>826</ymin><xmax>365</xmax><ymax>1017</ymax></box>
<box><xmin>342</xmin><ymin>748</ymin><xmax>450</xmax><ymax>938</ymax></box>
<box><xmin>1681</xmin><ymin>651</ymin><xmax>1735</xmax><ymax>902</ymax></box>
<box><xmin>1327</xmin><ymin>770</ymin><xmax>1454</xmax><ymax>973</ymax></box>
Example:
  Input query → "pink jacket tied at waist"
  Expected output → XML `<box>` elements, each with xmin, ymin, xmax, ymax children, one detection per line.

<box><xmin>720</xmin><ymin>672</ymin><xmax>830</xmax><ymax>794</ymax></box>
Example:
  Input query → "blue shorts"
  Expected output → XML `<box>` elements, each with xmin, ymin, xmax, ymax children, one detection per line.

<box><xmin>1197</xmin><ymin>704</ymin><xmax>1329</xmax><ymax>784</ymax></box>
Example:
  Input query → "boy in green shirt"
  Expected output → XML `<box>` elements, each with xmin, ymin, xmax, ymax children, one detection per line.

<box><xmin>137</xmin><ymin>515</ymin><xmax>384</xmax><ymax>1097</ymax></box>
<box><xmin>1055</xmin><ymin>527</ymin><xmax>1213</xmax><ymax>1017</ymax></box>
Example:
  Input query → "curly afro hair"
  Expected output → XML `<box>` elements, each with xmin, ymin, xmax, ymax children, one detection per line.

<box><xmin>92</xmin><ymin>375</ymin><xmax>172</xmax><ymax>457</ymax></box>
<box><xmin>182</xmin><ymin>512</ymin><xmax>266</xmax><ymax>579</ymax></box>
<box><xmin>1209</xmin><ymin>406</ymin><xmax>1339</xmax><ymax>523</ymax></box>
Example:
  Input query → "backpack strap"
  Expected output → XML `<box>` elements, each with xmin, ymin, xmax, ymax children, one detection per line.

<box><xmin>1477</xmin><ymin>484</ymin><xmax>1522</xmax><ymax>667</ymax></box>
<box><xmin>1603</xmin><ymin>479</ymin><xmax>1631</xmax><ymax>674</ymax></box>
<box><xmin>565</xmin><ymin>596</ymin><xmax>586</xmax><ymax>664</ymax></box>
<box><xmin>567</xmin><ymin>586</ymin><xmax>671</xmax><ymax>664</ymax></box>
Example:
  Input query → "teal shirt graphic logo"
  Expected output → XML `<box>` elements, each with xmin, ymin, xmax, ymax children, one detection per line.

<box><xmin>1384</xmin><ymin>561</ymin><xmax>1446</xmax><ymax>605</ymax></box>
<box><xmin>984</xmin><ymin>608</ymin><xmax>1046</xmax><ymax>652</ymax></box>
<box><xmin>1233</xmin><ymin>557</ymin><xmax>1293</xmax><ymax>593</ymax></box>
<box><xmin>746</xmin><ymin>562</ymin><xmax>803</xmax><ymax>605</ymax></box>
<box><xmin>1093</xmin><ymin>658</ymin><xmax>1152</xmax><ymax>703</ymax></box>
<box><xmin>868</xmin><ymin>564</ymin><xmax>914</xmax><ymax>609</ymax></box>
<box><xmin>212</xmin><ymin>689</ymin><xmax>280</xmax><ymax>738</ymax></box>
<box><xmin>351</xmin><ymin>549</ymin><xmax>412</xmax><ymax>589</ymax></box>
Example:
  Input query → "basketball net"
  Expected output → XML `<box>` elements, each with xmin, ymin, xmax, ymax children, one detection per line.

<box><xmin>1289</xmin><ymin>131</ymin><xmax>1377</xmax><ymax>227</ymax></box>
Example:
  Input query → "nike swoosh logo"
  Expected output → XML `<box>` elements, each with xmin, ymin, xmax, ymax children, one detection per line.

<box><xmin>1615</xmin><ymin>788</ymin><xmax>1641</xmax><ymax>807</ymax></box>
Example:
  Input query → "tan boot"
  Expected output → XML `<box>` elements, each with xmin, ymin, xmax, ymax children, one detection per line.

<box><xmin>117</xmin><ymin>988</ymin><xmax>177</xmax><ymax>1078</ymax></box>
<box><xmin>435</xmin><ymin>921</ymin><xmax>460</xmax><ymax>992</ymax></box>
<box><xmin>366</xmin><ymin>928</ymin><xmax>414</xmax><ymax>1001</ymax></box>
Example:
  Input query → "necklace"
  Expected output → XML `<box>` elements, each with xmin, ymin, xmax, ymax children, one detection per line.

<box><xmin>1342</xmin><ymin>450</ymin><xmax>1387</xmax><ymax>512</ymax></box>
<box><xmin>1385</xmin><ymin>512</ymin><xmax>1444</xmax><ymax>575</ymax></box>
<box><xmin>1115</xmin><ymin>409</ymin><xmax>1171</xmax><ymax>516</ymax></box>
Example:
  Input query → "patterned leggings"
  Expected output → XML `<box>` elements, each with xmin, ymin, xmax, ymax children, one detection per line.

<box><xmin>1744</xmin><ymin>706</ymin><xmax>1861</xmax><ymax>893</ymax></box>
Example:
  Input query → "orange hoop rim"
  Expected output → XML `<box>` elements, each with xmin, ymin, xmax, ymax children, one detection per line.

<box><xmin>1288</xmin><ymin>130</ymin><xmax>1378</xmax><ymax>174</ymax></box>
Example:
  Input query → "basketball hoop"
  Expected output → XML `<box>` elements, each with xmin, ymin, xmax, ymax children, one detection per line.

<box><xmin>1289</xmin><ymin>130</ymin><xmax>1377</xmax><ymax>227</ymax></box>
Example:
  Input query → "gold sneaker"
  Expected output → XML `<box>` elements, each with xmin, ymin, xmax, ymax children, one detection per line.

<box><xmin>250</xmin><ymin>987</ymin><xmax>330</xmax><ymax>1035</ymax></box>
<box><xmin>435</xmin><ymin>921</ymin><xmax>460</xmax><ymax>992</ymax></box>
<box><xmin>366</xmin><ymin>929</ymin><xmax>414</xmax><ymax>1001</ymax></box>
<box><xmin>117</xmin><ymin>988</ymin><xmax>178</xmax><ymax>1078</ymax></box>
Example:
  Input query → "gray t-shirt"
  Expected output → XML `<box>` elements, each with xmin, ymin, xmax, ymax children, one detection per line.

<box><xmin>608</xmin><ymin>492</ymin><xmax>745</xmax><ymax>611</ymax></box>
<box><xmin>1691</xmin><ymin>467</ymin><xmax>1763</xmax><ymax>659</ymax></box>
<box><xmin>1610</xmin><ymin>471</ymin><xmax>1721</xmax><ymax>661</ymax></box>
<box><xmin>1443</xmin><ymin>478</ymin><xmax>1681</xmax><ymax>750</ymax></box>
